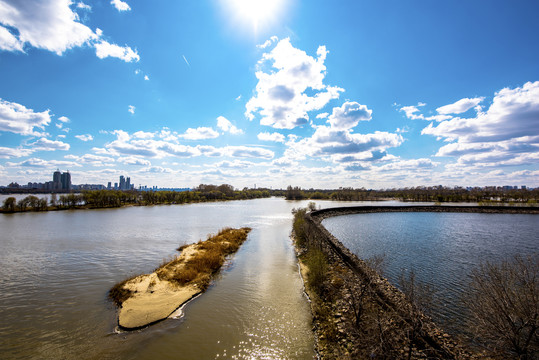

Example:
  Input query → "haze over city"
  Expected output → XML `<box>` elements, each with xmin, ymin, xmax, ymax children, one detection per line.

<box><xmin>1</xmin><ymin>0</ymin><xmax>538</xmax><ymax>189</ymax></box>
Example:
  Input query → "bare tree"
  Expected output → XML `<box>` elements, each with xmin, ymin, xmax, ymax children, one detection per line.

<box><xmin>465</xmin><ymin>255</ymin><xmax>538</xmax><ymax>359</ymax></box>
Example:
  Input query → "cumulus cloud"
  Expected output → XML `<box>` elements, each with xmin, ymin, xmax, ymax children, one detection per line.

<box><xmin>58</xmin><ymin>116</ymin><xmax>70</xmax><ymax>123</ymax></box>
<box><xmin>76</xmin><ymin>2</ymin><xmax>91</xmax><ymax>10</ymax></box>
<box><xmin>75</xmin><ymin>134</ymin><xmax>93</xmax><ymax>141</ymax></box>
<box><xmin>286</xmin><ymin>126</ymin><xmax>403</xmax><ymax>164</ymax></box>
<box><xmin>423</xmin><ymin>82</ymin><xmax>539</xmax><ymax>143</ymax></box>
<box><xmin>436</xmin><ymin>97</ymin><xmax>484</xmax><ymax>115</ymax></box>
<box><xmin>0</xmin><ymin>25</ymin><xmax>23</xmax><ymax>51</ymax></box>
<box><xmin>400</xmin><ymin>103</ymin><xmax>452</xmax><ymax>122</ymax></box>
<box><xmin>111</xmin><ymin>0</ymin><xmax>131</xmax><ymax>12</ymax></box>
<box><xmin>95</xmin><ymin>40</ymin><xmax>139</xmax><ymax>62</ymax></box>
<box><xmin>103</xmin><ymin>129</ymin><xmax>273</xmax><ymax>160</ymax></box>
<box><xmin>6</xmin><ymin>157</ymin><xmax>80</xmax><ymax>168</ymax></box>
<box><xmin>245</xmin><ymin>37</ymin><xmax>343</xmax><ymax>129</ymax></box>
<box><xmin>214</xmin><ymin>160</ymin><xmax>255</xmax><ymax>169</ymax></box>
<box><xmin>29</xmin><ymin>138</ymin><xmax>70</xmax><ymax>151</ymax></box>
<box><xmin>0</xmin><ymin>146</ymin><xmax>33</xmax><ymax>159</ymax></box>
<box><xmin>422</xmin><ymin>81</ymin><xmax>539</xmax><ymax>169</ymax></box>
<box><xmin>257</xmin><ymin>131</ymin><xmax>285</xmax><ymax>143</ymax></box>
<box><xmin>224</xmin><ymin>146</ymin><xmax>273</xmax><ymax>159</ymax></box>
<box><xmin>0</xmin><ymin>99</ymin><xmax>51</xmax><ymax>135</ymax></box>
<box><xmin>128</xmin><ymin>105</ymin><xmax>135</xmax><ymax>114</ymax></box>
<box><xmin>117</xmin><ymin>156</ymin><xmax>151</xmax><ymax>166</ymax></box>
<box><xmin>376</xmin><ymin>158</ymin><xmax>438</xmax><ymax>171</ymax></box>
<box><xmin>65</xmin><ymin>153</ymin><xmax>114</xmax><ymax>166</ymax></box>
<box><xmin>0</xmin><ymin>1</ymin><xmax>139</xmax><ymax>62</ymax></box>
<box><xmin>178</xmin><ymin>127</ymin><xmax>219</xmax><ymax>140</ymax></box>
<box><xmin>328</xmin><ymin>101</ymin><xmax>372</xmax><ymax>130</ymax></box>
<box><xmin>217</xmin><ymin>116</ymin><xmax>243</xmax><ymax>135</ymax></box>
<box><xmin>256</xmin><ymin>35</ymin><xmax>278</xmax><ymax>49</ymax></box>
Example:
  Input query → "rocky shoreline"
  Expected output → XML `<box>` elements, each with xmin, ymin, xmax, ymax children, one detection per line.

<box><xmin>292</xmin><ymin>206</ymin><xmax>536</xmax><ymax>358</ymax></box>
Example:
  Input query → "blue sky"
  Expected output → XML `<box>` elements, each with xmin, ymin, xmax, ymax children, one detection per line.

<box><xmin>0</xmin><ymin>0</ymin><xmax>538</xmax><ymax>189</ymax></box>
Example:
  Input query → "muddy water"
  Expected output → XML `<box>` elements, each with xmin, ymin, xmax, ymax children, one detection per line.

<box><xmin>1</xmin><ymin>198</ymin><xmax>354</xmax><ymax>359</ymax></box>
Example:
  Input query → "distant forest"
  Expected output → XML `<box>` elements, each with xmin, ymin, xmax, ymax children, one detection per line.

<box><xmin>2</xmin><ymin>184</ymin><xmax>538</xmax><ymax>213</ymax></box>
<box><xmin>282</xmin><ymin>185</ymin><xmax>539</xmax><ymax>204</ymax></box>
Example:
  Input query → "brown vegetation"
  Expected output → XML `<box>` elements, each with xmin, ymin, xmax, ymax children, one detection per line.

<box><xmin>109</xmin><ymin>227</ymin><xmax>251</xmax><ymax>306</ymax></box>
<box><xmin>294</xmin><ymin>207</ymin><xmax>472</xmax><ymax>359</ymax></box>
<box><xmin>464</xmin><ymin>255</ymin><xmax>538</xmax><ymax>359</ymax></box>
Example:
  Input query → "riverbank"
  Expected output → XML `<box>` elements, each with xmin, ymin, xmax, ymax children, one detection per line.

<box><xmin>109</xmin><ymin>227</ymin><xmax>251</xmax><ymax>329</ymax></box>
<box><xmin>293</xmin><ymin>207</ymin><xmax>478</xmax><ymax>359</ymax></box>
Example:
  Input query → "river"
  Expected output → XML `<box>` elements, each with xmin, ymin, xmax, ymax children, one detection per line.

<box><xmin>1</xmin><ymin>197</ymin><xmax>383</xmax><ymax>359</ymax></box>
<box><xmin>322</xmin><ymin>211</ymin><xmax>539</xmax><ymax>336</ymax></box>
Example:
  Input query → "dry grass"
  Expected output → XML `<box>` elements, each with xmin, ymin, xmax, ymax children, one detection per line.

<box><xmin>109</xmin><ymin>274</ymin><xmax>140</xmax><ymax>306</ymax></box>
<box><xmin>110</xmin><ymin>227</ymin><xmax>251</xmax><ymax>305</ymax></box>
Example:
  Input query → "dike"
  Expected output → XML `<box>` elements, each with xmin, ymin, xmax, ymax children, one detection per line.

<box><xmin>295</xmin><ymin>205</ymin><xmax>539</xmax><ymax>358</ymax></box>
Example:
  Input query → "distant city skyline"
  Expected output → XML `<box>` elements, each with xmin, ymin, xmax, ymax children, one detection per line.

<box><xmin>0</xmin><ymin>1</ymin><xmax>537</xmax><ymax>188</ymax></box>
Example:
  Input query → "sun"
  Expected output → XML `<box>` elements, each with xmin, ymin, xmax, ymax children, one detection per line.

<box><xmin>224</xmin><ymin>0</ymin><xmax>286</xmax><ymax>34</ymax></box>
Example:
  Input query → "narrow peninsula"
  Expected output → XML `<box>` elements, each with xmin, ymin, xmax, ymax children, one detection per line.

<box><xmin>109</xmin><ymin>227</ymin><xmax>251</xmax><ymax>329</ymax></box>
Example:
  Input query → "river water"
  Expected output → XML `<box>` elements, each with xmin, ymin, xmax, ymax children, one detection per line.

<box><xmin>322</xmin><ymin>211</ymin><xmax>539</xmax><ymax>336</ymax></box>
<box><xmin>1</xmin><ymin>197</ymin><xmax>378</xmax><ymax>360</ymax></box>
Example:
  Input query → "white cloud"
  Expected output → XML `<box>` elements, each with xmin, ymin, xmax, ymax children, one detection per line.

<box><xmin>0</xmin><ymin>146</ymin><xmax>33</xmax><ymax>159</ymax></box>
<box><xmin>214</xmin><ymin>160</ymin><xmax>255</xmax><ymax>169</ymax></box>
<box><xmin>422</xmin><ymin>81</ymin><xmax>539</xmax><ymax>169</ymax></box>
<box><xmin>376</xmin><ymin>158</ymin><xmax>438</xmax><ymax>171</ymax></box>
<box><xmin>316</xmin><ymin>112</ymin><xmax>329</xmax><ymax>119</ymax></box>
<box><xmin>128</xmin><ymin>105</ymin><xmax>135</xmax><ymax>114</ymax></box>
<box><xmin>75</xmin><ymin>134</ymin><xmax>93</xmax><ymax>141</ymax></box>
<box><xmin>0</xmin><ymin>25</ymin><xmax>23</xmax><ymax>51</ymax></box>
<box><xmin>0</xmin><ymin>0</ymin><xmax>139</xmax><ymax>62</ymax></box>
<box><xmin>256</xmin><ymin>35</ymin><xmax>278</xmax><ymax>49</ymax></box>
<box><xmin>138</xmin><ymin>166</ymin><xmax>173</xmax><ymax>174</ymax></box>
<box><xmin>65</xmin><ymin>153</ymin><xmax>114</xmax><ymax>166</ymax></box>
<box><xmin>6</xmin><ymin>157</ymin><xmax>80</xmax><ymax>168</ymax></box>
<box><xmin>76</xmin><ymin>2</ymin><xmax>91</xmax><ymax>10</ymax></box>
<box><xmin>286</xmin><ymin>126</ymin><xmax>403</xmax><ymax>164</ymax></box>
<box><xmin>95</xmin><ymin>40</ymin><xmax>139</xmax><ymax>62</ymax></box>
<box><xmin>245</xmin><ymin>38</ymin><xmax>343</xmax><ymax>129</ymax></box>
<box><xmin>217</xmin><ymin>116</ymin><xmax>243</xmax><ymax>135</ymax></box>
<box><xmin>0</xmin><ymin>0</ymin><xmax>97</xmax><ymax>55</ymax></box>
<box><xmin>436</xmin><ymin>97</ymin><xmax>484</xmax><ymax>115</ymax></box>
<box><xmin>0</xmin><ymin>99</ymin><xmax>51</xmax><ymax>135</ymax></box>
<box><xmin>29</xmin><ymin>137</ymin><xmax>70</xmax><ymax>151</ymax></box>
<box><xmin>58</xmin><ymin>116</ymin><xmax>70</xmax><ymax>123</ymax></box>
<box><xmin>224</xmin><ymin>146</ymin><xmax>274</xmax><ymax>159</ymax></box>
<box><xmin>178</xmin><ymin>127</ymin><xmax>219</xmax><ymax>140</ymax></box>
<box><xmin>400</xmin><ymin>103</ymin><xmax>452</xmax><ymax>122</ymax></box>
<box><xmin>117</xmin><ymin>156</ymin><xmax>151</xmax><ymax>166</ymax></box>
<box><xmin>144</xmin><ymin>75</ymin><xmax>149</xmax><ymax>81</ymax></box>
<box><xmin>423</xmin><ymin>82</ymin><xmax>539</xmax><ymax>143</ymax></box>
<box><xmin>111</xmin><ymin>0</ymin><xmax>131</xmax><ymax>12</ymax></box>
<box><xmin>257</xmin><ymin>131</ymin><xmax>285</xmax><ymax>143</ymax></box>
<box><xmin>133</xmin><ymin>131</ymin><xmax>154</xmax><ymax>139</ymax></box>
<box><xmin>328</xmin><ymin>101</ymin><xmax>372</xmax><ymax>130</ymax></box>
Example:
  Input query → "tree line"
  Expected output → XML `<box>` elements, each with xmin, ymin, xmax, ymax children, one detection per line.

<box><xmin>285</xmin><ymin>185</ymin><xmax>539</xmax><ymax>204</ymax></box>
<box><xmin>1</xmin><ymin>184</ymin><xmax>271</xmax><ymax>213</ymax></box>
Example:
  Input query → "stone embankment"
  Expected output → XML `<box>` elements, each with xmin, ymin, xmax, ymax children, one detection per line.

<box><xmin>296</xmin><ymin>205</ymin><xmax>538</xmax><ymax>358</ymax></box>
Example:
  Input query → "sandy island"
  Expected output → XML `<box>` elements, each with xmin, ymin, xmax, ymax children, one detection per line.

<box><xmin>110</xmin><ymin>227</ymin><xmax>251</xmax><ymax>329</ymax></box>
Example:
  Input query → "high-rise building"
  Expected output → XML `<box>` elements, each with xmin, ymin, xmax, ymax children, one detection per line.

<box><xmin>52</xmin><ymin>169</ymin><xmax>71</xmax><ymax>191</ymax></box>
<box><xmin>60</xmin><ymin>171</ymin><xmax>71</xmax><ymax>191</ymax></box>
<box><xmin>53</xmin><ymin>169</ymin><xmax>62</xmax><ymax>190</ymax></box>
<box><xmin>119</xmin><ymin>175</ymin><xmax>126</xmax><ymax>190</ymax></box>
<box><xmin>126</xmin><ymin>177</ymin><xmax>131</xmax><ymax>190</ymax></box>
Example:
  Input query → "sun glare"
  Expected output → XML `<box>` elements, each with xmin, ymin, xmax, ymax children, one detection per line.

<box><xmin>225</xmin><ymin>0</ymin><xmax>285</xmax><ymax>34</ymax></box>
